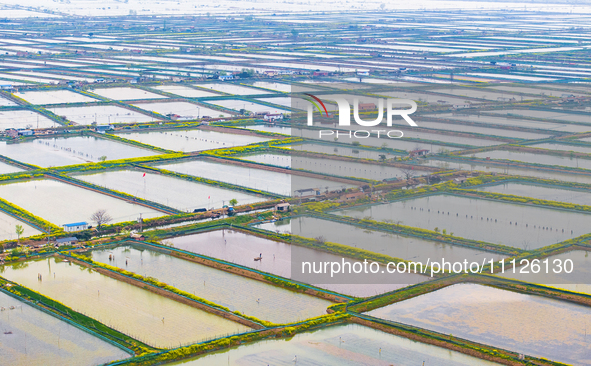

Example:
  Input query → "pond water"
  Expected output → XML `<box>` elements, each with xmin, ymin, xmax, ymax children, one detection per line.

<box><xmin>334</xmin><ymin>194</ymin><xmax>591</xmax><ymax>248</ymax></box>
<box><xmin>429</xmin><ymin>113</ymin><xmax>591</xmax><ymax>133</ymax></box>
<box><xmin>239</xmin><ymin>124</ymin><xmax>291</xmax><ymax>135</ymax></box>
<box><xmin>366</xmin><ymin>283</ymin><xmax>591</xmax><ymax>365</ymax></box>
<box><xmin>168</xmin><ymin>323</ymin><xmax>499</xmax><ymax>366</ymax></box>
<box><xmin>117</xmin><ymin>129</ymin><xmax>270</xmax><ymax>153</ymax></box>
<box><xmin>249</xmin><ymin>81</ymin><xmax>292</xmax><ymax>93</ymax></box>
<box><xmin>90</xmin><ymin>245</ymin><xmax>331</xmax><ymax>324</ymax></box>
<box><xmin>207</xmin><ymin>99</ymin><xmax>290</xmax><ymax>114</ymax></box>
<box><xmin>240</xmin><ymin>153</ymin><xmax>430</xmax><ymax>181</ymax></box>
<box><xmin>0</xmin><ymin>96</ymin><xmax>17</xmax><ymax>106</ymax></box>
<box><xmin>529</xmin><ymin>142</ymin><xmax>591</xmax><ymax>154</ymax></box>
<box><xmin>132</xmin><ymin>101</ymin><xmax>231</xmax><ymax>119</ymax></box>
<box><xmin>255</xmin><ymin>216</ymin><xmax>506</xmax><ymax>264</ymax></box>
<box><xmin>498</xmin><ymin>250</ymin><xmax>591</xmax><ymax>295</ymax></box>
<box><xmin>478</xmin><ymin>181</ymin><xmax>591</xmax><ymax>206</ymax></box>
<box><xmin>0</xmin><ymin>258</ymin><xmax>251</xmax><ymax>348</ymax></box>
<box><xmin>50</xmin><ymin>105</ymin><xmax>156</xmax><ymax>125</ymax></box>
<box><xmin>0</xmin><ymin>179</ymin><xmax>164</xmax><ymax>226</ymax></box>
<box><xmin>490</xmin><ymin>109</ymin><xmax>591</xmax><ymax>124</ymax></box>
<box><xmin>472</xmin><ymin>150</ymin><xmax>591</xmax><ymax>170</ymax></box>
<box><xmin>291</xmin><ymin>143</ymin><xmax>399</xmax><ymax>160</ymax></box>
<box><xmin>0</xmin><ymin>136</ymin><xmax>158</xmax><ymax>168</ymax></box>
<box><xmin>423</xmin><ymin>158</ymin><xmax>591</xmax><ymax>184</ymax></box>
<box><xmin>429</xmin><ymin>88</ymin><xmax>538</xmax><ymax>101</ymax></box>
<box><xmin>0</xmin><ymin>110</ymin><xmax>56</xmax><ymax>130</ymax></box>
<box><xmin>167</xmin><ymin>229</ymin><xmax>425</xmax><ymax>297</ymax></box>
<box><xmin>0</xmin><ymin>290</ymin><xmax>130</xmax><ymax>366</ymax></box>
<box><xmin>155</xmin><ymin>159</ymin><xmax>353</xmax><ymax>196</ymax></box>
<box><xmin>14</xmin><ymin>90</ymin><xmax>98</xmax><ymax>105</ymax></box>
<box><xmin>75</xmin><ymin>169</ymin><xmax>265</xmax><ymax>211</ymax></box>
<box><xmin>194</xmin><ymin>83</ymin><xmax>273</xmax><ymax>95</ymax></box>
<box><xmin>90</xmin><ymin>87</ymin><xmax>168</xmax><ymax>101</ymax></box>
<box><xmin>0</xmin><ymin>209</ymin><xmax>42</xmax><ymax>241</ymax></box>
<box><xmin>292</xmin><ymin>127</ymin><xmax>462</xmax><ymax>153</ymax></box>
<box><xmin>406</xmin><ymin>120</ymin><xmax>552</xmax><ymax>140</ymax></box>
<box><xmin>0</xmin><ymin>161</ymin><xmax>22</xmax><ymax>174</ymax></box>
<box><xmin>150</xmin><ymin>85</ymin><xmax>221</xmax><ymax>98</ymax></box>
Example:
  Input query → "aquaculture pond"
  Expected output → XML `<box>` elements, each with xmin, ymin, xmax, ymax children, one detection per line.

<box><xmin>0</xmin><ymin>258</ymin><xmax>251</xmax><ymax>348</ymax></box>
<box><xmin>166</xmin><ymin>229</ymin><xmax>426</xmax><ymax>298</ymax></box>
<box><xmin>0</xmin><ymin>161</ymin><xmax>22</xmax><ymax>174</ymax></box>
<box><xmin>430</xmin><ymin>113</ymin><xmax>591</xmax><ymax>133</ymax></box>
<box><xmin>293</xmin><ymin>127</ymin><xmax>462</xmax><ymax>153</ymax></box>
<box><xmin>239</xmin><ymin>153</ymin><xmax>430</xmax><ymax>181</ymax></box>
<box><xmin>0</xmin><ymin>136</ymin><xmax>159</xmax><ymax>168</ymax></box>
<box><xmin>207</xmin><ymin>99</ymin><xmax>290</xmax><ymax>114</ymax></box>
<box><xmin>0</xmin><ymin>290</ymin><xmax>130</xmax><ymax>366</ymax></box>
<box><xmin>0</xmin><ymin>210</ymin><xmax>42</xmax><ymax>241</ymax></box>
<box><xmin>423</xmin><ymin>158</ymin><xmax>591</xmax><ymax>185</ymax></box>
<box><xmin>14</xmin><ymin>90</ymin><xmax>98</xmax><ymax>105</ymax></box>
<box><xmin>151</xmin><ymin>85</ymin><xmax>220</xmax><ymax>98</ymax></box>
<box><xmin>491</xmin><ymin>108</ymin><xmax>591</xmax><ymax>124</ymax></box>
<box><xmin>255</xmin><ymin>216</ymin><xmax>506</xmax><ymax>264</ymax></box>
<box><xmin>334</xmin><ymin>194</ymin><xmax>591</xmax><ymax>248</ymax></box>
<box><xmin>497</xmin><ymin>249</ymin><xmax>591</xmax><ymax>295</ymax></box>
<box><xmin>0</xmin><ymin>179</ymin><xmax>164</xmax><ymax>226</ymax></box>
<box><xmin>154</xmin><ymin>159</ymin><xmax>352</xmax><ymax>196</ymax></box>
<box><xmin>239</xmin><ymin>124</ymin><xmax>291</xmax><ymax>135</ymax></box>
<box><xmin>167</xmin><ymin>323</ymin><xmax>499</xmax><ymax>366</ymax></box>
<box><xmin>117</xmin><ymin>129</ymin><xmax>270</xmax><ymax>152</ymax></box>
<box><xmin>477</xmin><ymin>181</ymin><xmax>591</xmax><ymax>206</ymax></box>
<box><xmin>132</xmin><ymin>101</ymin><xmax>230</xmax><ymax>119</ymax></box>
<box><xmin>291</xmin><ymin>143</ymin><xmax>400</xmax><ymax>160</ymax></box>
<box><xmin>194</xmin><ymin>83</ymin><xmax>273</xmax><ymax>95</ymax></box>
<box><xmin>50</xmin><ymin>105</ymin><xmax>156</xmax><ymax>125</ymax></box>
<box><xmin>529</xmin><ymin>142</ymin><xmax>591</xmax><ymax>154</ymax></box>
<box><xmin>90</xmin><ymin>245</ymin><xmax>331</xmax><ymax>324</ymax></box>
<box><xmin>0</xmin><ymin>110</ymin><xmax>56</xmax><ymax>130</ymax></box>
<box><xmin>472</xmin><ymin>150</ymin><xmax>591</xmax><ymax>170</ymax></box>
<box><xmin>403</xmin><ymin>120</ymin><xmax>552</xmax><ymax>140</ymax></box>
<box><xmin>75</xmin><ymin>169</ymin><xmax>265</xmax><ymax>211</ymax></box>
<box><xmin>366</xmin><ymin>283</ymin><xmax>591</xmax><ymax>365</ymax></box>
<box><xmin>91</xmin><ymin>87</ymin><xmax>168</xmax><ymax>101</ymax></box>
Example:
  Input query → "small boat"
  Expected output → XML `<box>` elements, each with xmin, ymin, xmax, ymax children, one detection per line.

<box><xmin>4</xmin><ymin>331</ymin><xmax>12</xmax><ymax>335</ymax></box>
<box><xmin>254</xmin><ymin>253</ymin><xmax>262</xmax><ymax>261</ymax></box>
<box><xmin>9</xmin><ymin>306</ymin><xmax>15</xmax><ymax>310</ymax></box>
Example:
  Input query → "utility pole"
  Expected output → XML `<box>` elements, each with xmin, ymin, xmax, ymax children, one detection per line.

<box><xmin>138</xmin><ymin>214</ymin><xmax>143</xmax><ymax>232</ymax></box>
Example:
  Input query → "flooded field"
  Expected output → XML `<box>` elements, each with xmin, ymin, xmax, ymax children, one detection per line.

<box><xmin>498</xmin><ymin>250</ymin><xmax>591</xmax><ymax>294</ymax></box>
<box><xmin>117</xmin><ymin>129</ymin><xmax>270</xmax><ymax>152</ymax></box>
<box><xmin>168</xmin><ymin>323</ymin><xmax>499</xmax><ymax>366</ymax></box>
<box><xmin>0</xmin><ymin>258</ymin><xmax>251</xmax><ymax>348</ymax></box>
<box><xmin>154</xmin><ymin>159</ymin><xmax>352</xmax><ymax>196</ymax></box>
<box><xmin>50</xmin><ymin>105</ymin><xmax>156</xmax><ymax>125</ymax></box>
<box><xmin>239</xmin><ymin>153</ymin><xmax>429</xmax><ymax>180</ymax></box>
<box><xmin>0</xmin><ymin>161</ymin><xmax>22</xmax><ymax>174</ymax></box>
<box><xmin>75</xmin><ymin>169</ymin><xmax>265</xmax><ymax>211</ymax></box>
<box><xmin>529</xmin><ymin>142</ymin><xmax>591</xmax><ymax>154</ymax></box>
<box><xmin>207</xmin><ymin>99</ymin><xmax>290</xmax><ymax>114</ymax></box>
<box><xmin>194</xmin><ymin>83</ymin><xmax>273</xmax><ymax>95</ymax></box>
<box><xmin>405</xmin><ymin>120</ymin><xmax>552</xmax><ymax>140</ymax></box>
<box><xmin>240</xmin><ymin>124</ymin><xmax>291</xmax><ymax>135</ymax></box>
<box><xmin>429</xmin><ymin>113</ymin><xmax>591</xmax><ymax>133</ymax></box>
<box><xmin>91</xmin><ymin>87</ymin><xmax>168</xmax><ymax>100</ymax></box>
<box><xmin>291</xmin><ymin>143</ymin><xmax>399</xmax><ymax>160</ymax></box>
<box><xmin>334</xmin><ymin>194</ymin><xmax>591</xmax><ymax>248</ymax></box>
<box><xmin>14</xmin><ymin>90</ymin><xmax>97</xmax><ymax>105</ymax></box>
<box><xmin>166</xmin><ymin>229</ymin><xmax>425</xmax><ymax>297</ymax></box>
<box><xmin>0</xmin><ymin>136</ymin><xmax>158</xmax><ymax>167</ymax></box>
<box><xmin>132</xmin><ymin>101</ymin><xmax>231</xmax><ymax>119</ymax></box>
<box><xmin>0</xmin><ymin>209</ymin><xmax>42</xmax><ymax>241</ymax></box>
<box><xmin>490</xmin><ymin>109</ymin><xmax>591</xmax><ymax>124</ymax></box>
<box><xmin>151</xmin><ymin>85</ymin><xmax>221</xmax><ymax>98</ymax></box>
<box><xmin>477</xmin><ymin>181</ymin><xmax>591</xmax><ymax>206</ymax></box>
<box><xmin>424</xmin><ymin>158</ymin><xmax>591</xmax><ymax>184</ymax></box>
<box><xmin>0</xmin><ymin>179</ymin><xmax>164</xmax><ymax>226</ymax></box>
<box><xmin>472</xmin><ymin>150</ymin><xmax>591</xmax><ymax>170</ymax></box>
<box><xmin>0</xmin><ymin>290</ymin><xmax>130</xmax><ymax>366</ymax></box>
<box><xmin>90</xmin><ymin>245</ymin><xmax>331</xmax><ymax>324</ymax></box>
<box><xmin>366</xmin><ymin>283</ymin><xmax>591</xmax><ymax>365</ymax></box>
<box><xmin>0</xmin><ymin>110</ymin><xmax>56</xmax><ymax>130</ymax></box>
<box><xmin>256</xmin><ymin>216</ymin><xmax>506</xmax><ymax>264</ymax></box>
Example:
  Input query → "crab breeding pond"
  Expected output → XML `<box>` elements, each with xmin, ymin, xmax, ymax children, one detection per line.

<box><xmin>89</xmin><ymin>244</ymin><xmax>331</xmax><ymax>324</ymax></box>
<box><xmin>365</xmin><ymin>283</ymin><xmax>591</xmax><ymax>365</ymax></box>
<box><xmin>0</xmin><ymin>258</ymin><xmax>251</xmax><ymax>348</ymax></box>
<box><xmin>334</xmin><ymin>194</ymin><xmax>591</xmax><ymax>248</ymax></box>
<box><xmin>0</xmin><ymin>289</ymin><xmax>130</xmax><ymax>366</ymax></box>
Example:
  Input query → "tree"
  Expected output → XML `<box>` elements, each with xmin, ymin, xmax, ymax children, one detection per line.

<box><xmin>15</xmin><ymin>224</ymin><xmax>24</xmax><ymax>244</ymax></box>
<box><xmin>91</xmin><ymin>209</ymin><xmax>112</xmax><ymax>229</ymax></box>
<box><xmin>401</xmin><ymin>168</ymin><xmax>415</xmax><ymax>180</ymax></box>
<box><xmin>229</xmin><ymin>198</ymin><xmax>238</xmax><ymax>206</ymax></box>
<box><xmin>98</xmin><ymin>155</ymin><xmax>107</xmax><ymax>162</ymax></box>
<box><xmin>380</xmin><ymin>3</ymin><xmax>385</xmax><ymax>10</ymax></box>
<box><xmin>379</xmin><ymin>154</ymin><xmax>387</xmax><ymax>162</ymax></box>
